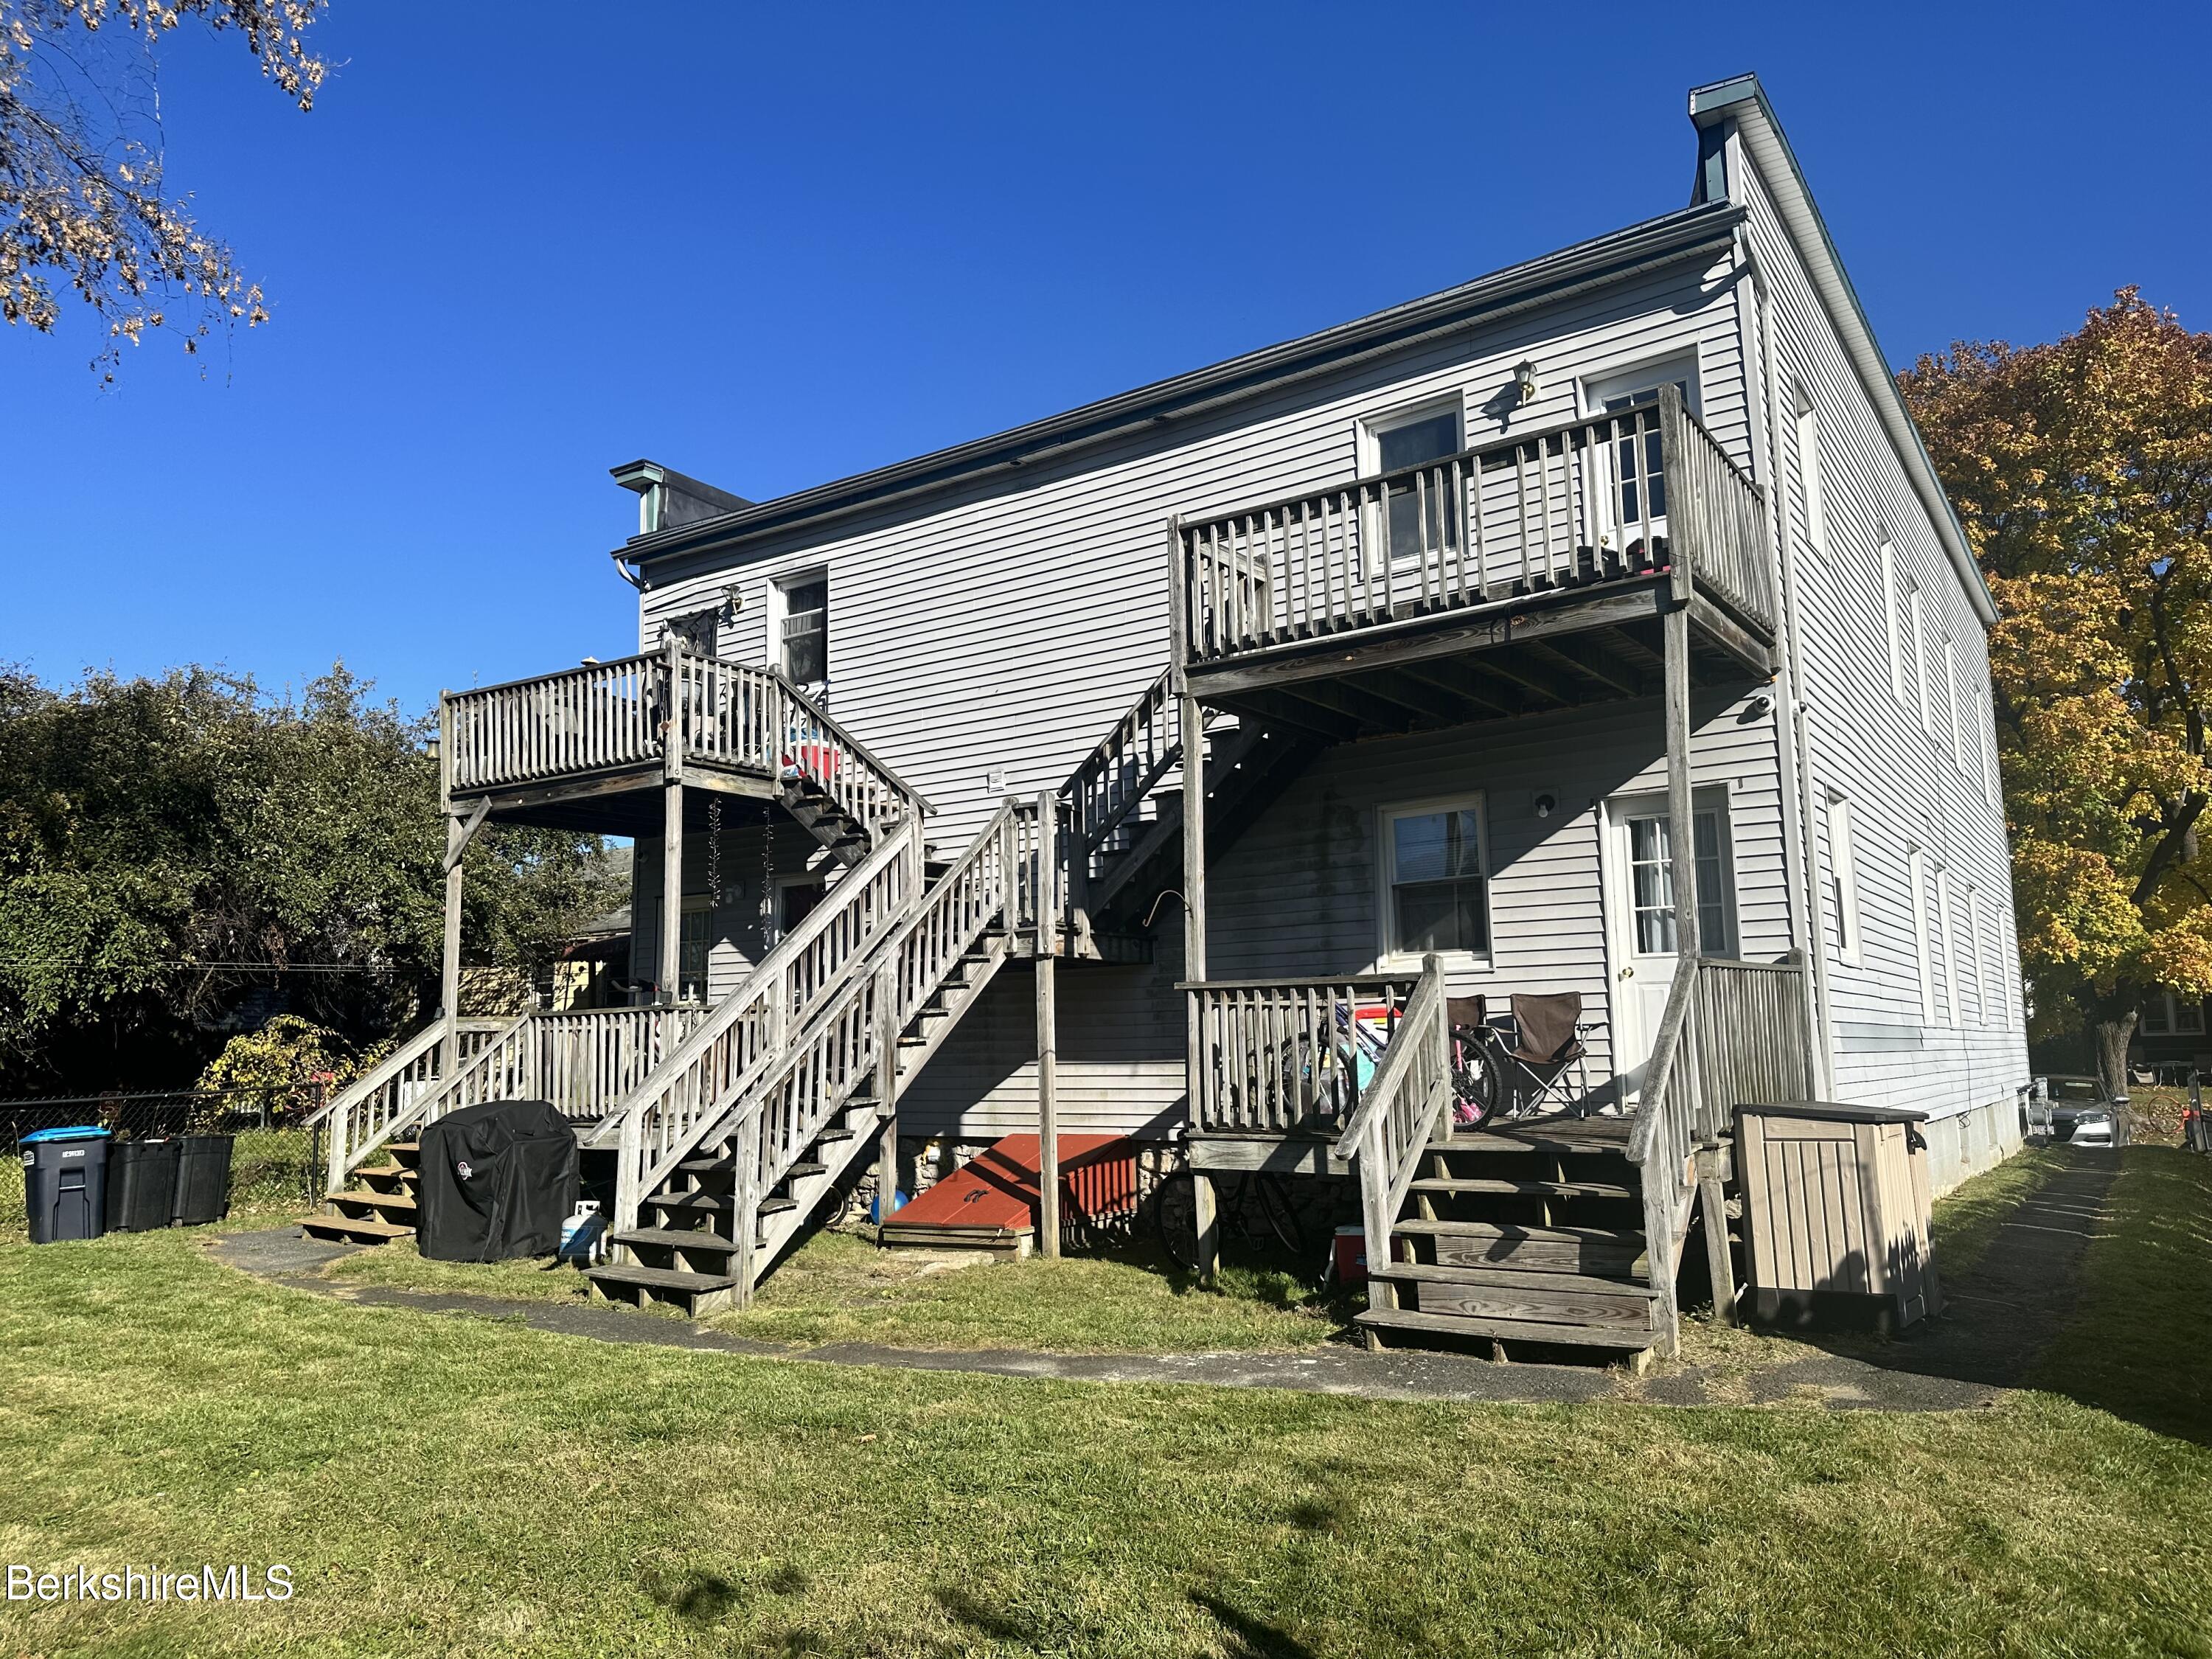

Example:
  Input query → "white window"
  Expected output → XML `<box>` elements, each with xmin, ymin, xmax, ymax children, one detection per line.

<box><xmin>1361</xmin><ymin>400</ymin><xmax>1464</xmax><ymax>564</ymax></box>
<box><xmin>1380</xmin><ymin>796</ymin><xmax>1491</xmax><ymax>961</ymax></box>
<box><xmin>778</xmin><ymin>572</ymin><xmax>828</xmax><ymax>686</ymax></box>
<box><xmin>2141</xmin><ymin>992</ymin><xmax>2205</xmax><ymax>1037</ymax></box>
<box><xmin>1586</xmin><ymin>358</ymin><xmax>1699</xmax><ymax>546</ymax></box>
<box><xmin>1879</xmin><ymin>543</ymin><xmax>1905</xmax><ymax>703</ymax></box>
<box><xmin>678</xmin><ymin>898</ymin><xmax>712</xmax><ymax>1002</ymax></box>
<box><xmin>1965</xmin><ymin>886</ymin><xmax>1987</xmax><ymax>1024</ymax></box>
<box><xmin>1907</xmin><ymin>848</ymin><xmax>1935</xmax><ymax>1023</ymax></box>
<box><xmin>1827</xmin><ymin>793</ymin><xmax>1862</xmax><ymax>966</ymax></box>
<box><xmin>1910</xmin><ymin>588</ymin><xmax>1931</xmax><ymax>733</ymax></box>
<box><xmin>1935</xmin><ymin>867</ymin><xmax>1958</xmax><ymax>1025</ymax></box>
<box><xmin>1623</xmin><ymin>804</ymin><xmax>1736</xmax><ymax>957</ymax></box>
<box><xmin>1983</xmin><ymin>689</ymin><xmax>2002</xmax><ymax>810</ymax></box>
<box><xmin>1944</xmin><ymin>639</ymin><xmax>1963</xmax><ymax>767</ymax></box>
<box><xmin>1795</xmin><ymin>390</ymin><xmax>1827</xmax><ymax>556</ymax></box>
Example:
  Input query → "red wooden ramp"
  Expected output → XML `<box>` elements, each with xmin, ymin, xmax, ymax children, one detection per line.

<box><xmin>878</xmin><ymin>1133</ymin><xmax>1137</xmax><ymax>1254</ymax></box>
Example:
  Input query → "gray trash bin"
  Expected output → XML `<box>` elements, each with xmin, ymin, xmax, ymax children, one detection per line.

<box><xmin>21</xmin><ymin>1125</ymin><xmax>113</xmax><ymax>1243</ymax></box>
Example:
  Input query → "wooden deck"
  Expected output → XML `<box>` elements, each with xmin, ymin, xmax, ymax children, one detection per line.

<box><xmin>1170</xmin><ymin>388</ymin><xmax>1775</xmax><ymax>742</ymax></box>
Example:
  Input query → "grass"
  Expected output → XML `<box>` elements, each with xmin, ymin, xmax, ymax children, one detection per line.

<box><xmin>2036</xmin><ymin>1147</ymin><xmax>2212</xmax><ymax>1441</ymax></box>
<box><xmin>1925</xmin><ymin>1142</ymin><xmax>2068</xmax><ymax>1275</ymax></box>
<box><xmin>0</xmin><ymin>1150</ymin><xmax>2208</xmax><ymax>1658</ymax></box>
<box><xmin>330</xmin><ymin>1225</ymin><xmax>1351</xmax><ymax>1354</ymax></box>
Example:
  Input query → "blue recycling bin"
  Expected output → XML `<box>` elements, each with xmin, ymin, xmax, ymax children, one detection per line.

<box><xmin>21</xmin><ymin>1126</ymin><xmax>113</xmax><ymax>1242</ymax></box>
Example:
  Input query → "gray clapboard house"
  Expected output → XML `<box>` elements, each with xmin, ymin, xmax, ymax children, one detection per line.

<box><xmin>310</xmin><ymin>74</ymin><xmax>2028</xmax><ymax>1359</ymax></box>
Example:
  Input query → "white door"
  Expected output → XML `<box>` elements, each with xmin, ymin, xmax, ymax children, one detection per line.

<box><xmin>1601</xmin><ymin>791</ymin><xmax>1733</xmax><ymax>1103</ymax></box>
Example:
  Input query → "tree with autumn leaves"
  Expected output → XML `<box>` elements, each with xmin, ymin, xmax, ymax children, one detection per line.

<box><xmin>1902</xmin><ymin>291</ymin><xmax>2212</xmax><ymax>1093</ymax></box>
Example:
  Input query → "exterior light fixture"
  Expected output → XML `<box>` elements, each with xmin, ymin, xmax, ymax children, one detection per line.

<box><xmin>1513</xmin><ymin>361</ymin><xmax>1540</xmax><ymax>403</ymax></box>
<box><xmin>1534</xmin><ymin>793</ymin><xmax>1556</xmax><ymax>818</ymax></box>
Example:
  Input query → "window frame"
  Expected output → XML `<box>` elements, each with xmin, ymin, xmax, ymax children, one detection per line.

<box><xmin>1909</xmin><ymin>586</ymin><xmax>1932</xmax><ymax>734</ymax></box>
<box><xmin>1907</xmin><ymin>846</ymin><xmax>1935</xmax><ymax>1023</ymax></box>
<box><xmin>1935</xmin><ymin>866</ymin><xmax>1958</xmax><ymax>1026</ymax></box>
<box><xmin>1795</xmin><ymin>388</ymin><xmax>1828</xmax><ymax>557</ymax></box>
<box><xmin>1944</xmin><ymin>637</ymin><xmax>1963</xmax><ymax>768</ymax></box>
<box><xmin>1609</xmin><ymin>786</ymin><xmax>1739</xmax><ymax>961</ymax></box>
<box><xmin>1358</xmin><ymin>396</ymin><xmax>1468</xmax><ymax>568</ymax></box>
<box><xmin>1583</xmin><ymin>356</ymin><xmax>1701</xmax><ymax>547</ymax></box>
<box><xmin>1828</xmin><ymin>792</ymin><xmax>1863</xmax><ymax>967</ymax></box>
<box><xmin>1879</xmin><ymin>542</ymin><xmax>1905</xmax><ymax>703</ymax></box>
<box><xmin>1377</xmin><ymin>792</ymin><xmax>1494</xmax><ymax>967</ymax></box>
<box><xmin>776</xmin><ymin>568</ymin><xmax>830</xmax><ymax>686</ymax></box>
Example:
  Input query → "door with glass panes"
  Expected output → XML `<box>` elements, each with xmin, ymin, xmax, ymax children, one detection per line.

<box><xmin>1601</xmin><ymin>790</ymin><xmax>1736</xmax><ymax>1102</ymax></box>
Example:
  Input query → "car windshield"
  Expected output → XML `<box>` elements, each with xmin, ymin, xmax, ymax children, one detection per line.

<box><xmin>2048</xmin><ymin>1079</ymin><xmax>2104</xmax><ymax>1102</ymax></box>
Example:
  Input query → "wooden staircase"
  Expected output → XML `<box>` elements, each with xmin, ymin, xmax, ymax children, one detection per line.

<box><xmin>1358</xmin><ymin>1119</ymin><xmax>1662</xmax><ymax>1357</ymax></box>
<box><xmin>304</xmin><ymin>1141</ymin><xmax>424</xmax><ymax>1245</ymax></box>
<box><xmin>583</xmin><ymin>800</ymin><xmax>1037</xmax><ymax>1315</ymax></box>
<box><xmin>1060</xmin><ymin>669</ymin><xmax>1324</xmax><ymax>939</ymax></box>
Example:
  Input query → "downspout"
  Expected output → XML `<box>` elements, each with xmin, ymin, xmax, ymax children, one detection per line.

<box><xmin>1738</xmin><ymin>228</ymin><xmax>1836</xmax><ymax>1098</ymax></box>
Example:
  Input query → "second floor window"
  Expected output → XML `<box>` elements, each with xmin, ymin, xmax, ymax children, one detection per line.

<box><xmin>1587</xmin><ymin>360</ymin><xmax>1697</xmax><ymax>542</ymax></box>
<box><xmin>1368</xmin><ymin>406</ymin><xmax>1463</xmax><ymax>563</ymax></box>
<box><xmin>780</xmin><ymin>575</ymin><xmax>828</xmax><ymax>685</ymax></box>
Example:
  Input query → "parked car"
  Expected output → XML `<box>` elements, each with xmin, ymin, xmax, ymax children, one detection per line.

<box><xmin>2037</xmin><ymin>1076</ymin><xmax>2126</xmax><ymax>1146</ymax></box>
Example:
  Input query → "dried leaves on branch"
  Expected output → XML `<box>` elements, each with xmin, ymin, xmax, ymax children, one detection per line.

<box><xmin>0</xmin><ymin>0</ymin><xmax>324</xmax><ymax>375</ymax></box>
<box><xmin>1902</xmin><ymin>290</ymin><xmax>2212</xmax><ymax>1087</ymax></box>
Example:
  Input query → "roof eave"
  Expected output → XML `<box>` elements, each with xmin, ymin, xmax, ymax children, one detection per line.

<box><xmin>617</xmin><ymin>200</ymin><xmax>1746</xmax><ymax>571</ymax></box>
<box><xmin>1690</xmin><ymin>75</ymin><xmax>1996</xmax><ymax>627</ymax></box>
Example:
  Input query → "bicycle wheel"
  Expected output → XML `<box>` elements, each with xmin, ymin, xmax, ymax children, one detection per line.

<box><xmin>1154</xmin><ymin>1168</ymin><xmax>1201</xmax><ymax>1272</ymax></box>
<box><xmin>1248</xmin><ymin>1173</ymin><xmax>1307</xmax><ymax>1261</ymax></box>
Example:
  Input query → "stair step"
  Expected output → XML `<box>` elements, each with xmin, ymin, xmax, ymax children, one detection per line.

<box><xmin>1391</xmin><ymin>1218</ymin><xmax>1646</xmax><ymax>1277</ymax></box>
<box><xmin>352</xmin><ymin>1163</ymin><xmax>414</xmax><ymax>1183</ymax></box>
<box><xmin>1356</xmin><ymin>1306</ymin><xmax>1659</xmax><ymax>1352</ymax></box>
<box><xmin>326</xmin><ymin>1188</ymin><xmax>417</xmax><ymax>1214</ymax></box>
<box><xmin>302</xmin><ymin>1215</ymin><xmax>414</xmax><ymax>1244</ymax></box>
<box><xmin>1435</xmin><ymin>1127</ymin><xmax>1634</xmax><ymax>1154</ymax></box>
<box><xmin>613</xmin><ymin>1227</ymin><xmax>741</xmax><ymax>1256</ymax></box>
<box><xmin>1367</xmin><ymin>1263</ymin><xmax>1656</xmax><ymax>1329</ymax></box>
<box><xmin>784</xmin><ymin>1162</ymin><xmax>827</xmax><ymax>1181</ymax></box>
<box><xmin>582</xmin><ymin>1262</ymin><xmax>737</xmax><ymax>1295</ymax></box>
<box><xmin>676</xmin><ymin>1158</ymin><xmax>736</xmax><ymax>1178</ymax></box>
<box><xmin>1367</xmin><ymin>1262</ymin><xmax>1658</xmax><ymax>1298</ymax></box>
<box><xmin>758</xmin><ymin>1196</ymin><xmax>797</xmax><ymax>1217</ymax></box>
<box><xmin>1408</xmin><ymin>1178</ymin><xmax>1636</xmax><ymax>1201</ymax></box>
<box><xmin>647</xmin><ymin>1190</ymin><xmax>731</xmax><ymax>1215</ymax></box>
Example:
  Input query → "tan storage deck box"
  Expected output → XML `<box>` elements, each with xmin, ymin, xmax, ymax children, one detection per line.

<box><xmin>1735</xmin><ymin>1102</ymin><xmax>1942</xmax><ymax>1333</ymax></box>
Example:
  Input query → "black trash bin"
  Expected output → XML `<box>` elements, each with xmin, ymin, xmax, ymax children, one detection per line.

<box><xmin>172</xmin><ymin>1135</ymin><xmax>234</xmax><ymax>1227</ymax></box>
<box><xmin>108</xmin><ymin>1137</ymin><xmax>181</xmax><ymax>1232</ymax></box>
<box><xmin>21</xmin><ymin>1126</ymin><xmax>112</xmax><ymax>1243</ymax></box>
<box><xmin>417</xmin><ymin>1100</ymin><xmax>578</xmax><ymax>1262</ymax></box>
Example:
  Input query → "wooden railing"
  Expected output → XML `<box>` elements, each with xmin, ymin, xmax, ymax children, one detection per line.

<box><xmin>725</xmin><ymin>799</ymin><xmax>1038</xmax><ymax>1279</ymax></box>
<box><xmin>1626</xmin><ymin>953</ymin><xmax>1815</xmax><ymax>1354</ymax></box>
<box><xmin>441</xmin><ymin>646</ymin><xmax>928</xmax><ymax>844</ymax></box>
<box><xmin>1175</xmin><ymin>386</ymin><xmax>1772</xmax><ymax>667</ymax></box>
<box><xmin>1332</xmin><ymin>956</ymin><xmax>1453</xmax><ymax>1317</ymax></box>
<box><xmin>1184</xmin><ymin>973</ymin><xmax>1425</xmax><ymax>1139</ymax></box>
<box><xmin>1059</xmin><ymin>669</ymin><xmax>1191</xmax><ymax>872</ymax></box>
<box><xmin>334</xmin><ymin>1004</ymin><xmax>709</xmax><ymax>1183</ymax></box>
<box><xmin>310</xmin><ymin>1015</ymin><xmax>509</xmax><ymax>1194</ymax></box>
<box><xmin>605</xmin><ymin>819</ymin><xmax>925</xmax><ymax>1232</ymax></box>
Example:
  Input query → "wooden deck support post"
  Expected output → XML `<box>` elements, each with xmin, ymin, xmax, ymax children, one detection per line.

<box><xmin>1034</xmin><ymin>790</ymin><xmax>1061</xmax><ymax>1259</ymax></box>
<box><xmin>1699</xmin><ymin>1155</ymin><xmax>1736</xmax><ymax>1326</ymax></box>
<box><xmin>1180</xmin><ymin>689</ymin><xmax>1220</xmax><ymax>1281</ymax></box>
<box><xmin>437</xmin><ymin>799</ymin><xmax>488</xmax><ymax>1078</ymax></box>
<box><xmin>658</xmin><ymin>636</ymin><xmax>686</xmax><ymax>1039</ymax></box>
<box><xmin>873</xmin><ymin>960</ymin><xmax>900</xmax><ymax>1243</ymax></box>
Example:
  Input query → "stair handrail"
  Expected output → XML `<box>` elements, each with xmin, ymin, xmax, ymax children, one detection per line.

<box><xmin>700</xmin><ymin>796</ymin><xmax>1035</xmax><ymax>1279</ymax></box>
<box><xmin>336</xmin><ymin>1007</ymin><xmax>536</xmax><ymax>1177</ymax></box>
<box><xmin>605</xmin><ymin>816</ymin><xmax>925</xmax><ymax>1231</ymax></box>
<box><xmin>1624</xmin><ymin>955</ymin><xmax>1705</xmax><ymax>1352</ymax></box>
<box><xmin>743</xmin><ymin>664</ymin><xmax>934</xmax><ymax>845</ymax></box>
<box><xmin>303</xmin><ymin>1014</ymin><xmax>509</xmax><ymax>1192</ymax></box>
<box><xmin>1332</xmin><ymin>955</ymin><xmax>1452</xmax><ymax>1316</ymax></box>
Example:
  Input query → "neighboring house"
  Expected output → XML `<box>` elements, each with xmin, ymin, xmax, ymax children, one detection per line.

<box><xmin>315</xmin><ymin>75</ymin><xmax>2027</xmax><ymax>1359</ymax></box>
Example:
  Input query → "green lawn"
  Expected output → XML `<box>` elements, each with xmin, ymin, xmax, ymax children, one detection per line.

<box><xmin>330</xmin><ymin>1224</ymin><xmax>1348</xmax><ymax>1354</ymax></box>
<box><xmin>0</xmin><ymin>1150</ymin><xmax>2207</xmax><ymax>1655</ymax></box>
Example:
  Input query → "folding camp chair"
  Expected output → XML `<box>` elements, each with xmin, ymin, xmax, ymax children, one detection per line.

<box><xmin>1470</xmin><ymin>991</ymin><xmax>1593</xmax><ymax>1119</ymax></box>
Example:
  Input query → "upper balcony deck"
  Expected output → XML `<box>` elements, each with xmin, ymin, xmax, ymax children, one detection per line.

<box><xmin>438</xmin><ymin>646</ymin><xmax>927</xmax><ymax>839</ymax></box>
<box><xmin>1169</xmin><ymin>388</ymin><xmax>1775</xmax><ymax>740</ymax></box>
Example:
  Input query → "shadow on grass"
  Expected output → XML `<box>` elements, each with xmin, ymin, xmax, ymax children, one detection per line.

<box><xmin>1190</xmin><ymin>1590</ymin><xmax>1319</xmax><ymax>1659</ymax></box>
<box><xmin>1753</xmin><ymin>1148</ymin><xmax>2212</xmax><ymax>1447</ymax></box>
<box><xmin>933</xmin><ymin>1585</ymin><xmax>1043</xmax><ymax>1646</ymax></box>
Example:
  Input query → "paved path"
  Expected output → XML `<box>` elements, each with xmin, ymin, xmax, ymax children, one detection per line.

<box><xmin>209</xmin><ymin>1149</ymin><xmax>2120</xmax><ymax>1412</ymax></box>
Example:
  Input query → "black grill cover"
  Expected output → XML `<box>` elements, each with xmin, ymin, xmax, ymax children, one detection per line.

<box><xmin>416</xmin><ymin>1100</ymin><xmax>579</xmax><ymax>1262</ymax></box>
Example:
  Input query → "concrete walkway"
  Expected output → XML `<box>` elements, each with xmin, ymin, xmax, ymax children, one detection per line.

<box><xmin>209</xmin><ymin>1147</ymin><xmax>2119</xmax><ymax>1411</ymax></box>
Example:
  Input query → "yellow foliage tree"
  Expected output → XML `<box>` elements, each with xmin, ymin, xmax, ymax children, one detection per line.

<box><xmin>1902</xmin><ymin>290</ymin><xmax>2212</xmax><ymax>1091</ymax></box>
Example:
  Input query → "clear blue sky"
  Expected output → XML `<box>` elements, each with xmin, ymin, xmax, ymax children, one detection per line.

<box><xmin>9</xmin><ymin>1</ymin><xmax>2208</xmax><ymax>715</ymax></box>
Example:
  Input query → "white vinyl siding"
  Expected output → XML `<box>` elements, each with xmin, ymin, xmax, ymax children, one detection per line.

<box><xmin>1909</xmin><ymin>587</ymin><xmax>1931</xmax><ymax>734</ymax></box>
<box><xmin>1944</xmin><ymin>639</ymin><xmax>1962</xmax><ymax>767</ymax></box>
